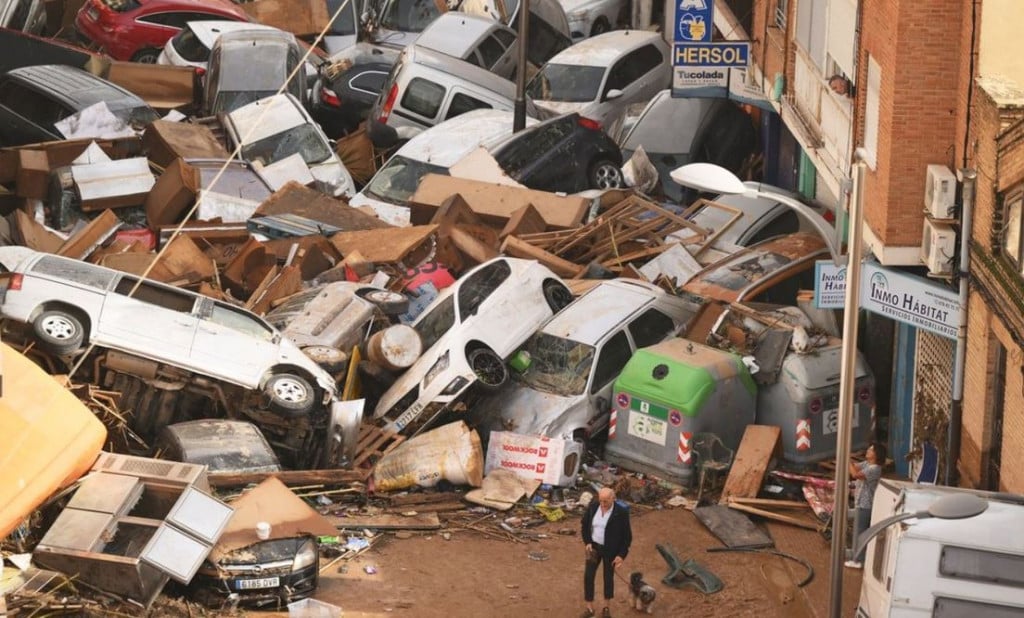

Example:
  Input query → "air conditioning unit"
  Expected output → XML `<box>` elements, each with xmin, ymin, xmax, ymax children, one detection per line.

<box><xmin>925</xmin><ymin>164</ymin><xmax>957</xmax><ymax>219</ymax></box>
<box><xmin>921</xmin><ymin>218</ymin><xmax>956</xmax><ymax>275</ymax></box>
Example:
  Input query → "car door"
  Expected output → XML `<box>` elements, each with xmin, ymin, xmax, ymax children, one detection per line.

<box><xmin>188</xmin><ymin>298</ymin><xmax>280</xmax><ymax>388</ymax></box>
<box><xmin>477</xmin><ymin>29</ymin><xmax>516</xmax><ymax>79</ymax></box>
<box><xmin>443</xmin><ymin>89</ymin><xmax>494</xmax><ymax>121</ymax></box>
<box><xmin>96</xmin><ymin>276</ymin><xmax>199</xmax><ymax>366</ymax></box>
<box><xmin>586</xmin><ymin>329</ymin><xmax>633</xmax><ymax>429</ymax></box>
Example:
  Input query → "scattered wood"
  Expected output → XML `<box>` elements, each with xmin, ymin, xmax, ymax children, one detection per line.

<box><xmin>388</xmin><ymin>492</ymin><xmax>464</xmax><ymax>507</ymax></box>
<box><xmin>329</xmin><ymin>512</ymin><xmax>442</xmax><ymax>530</ymax></box>
<box><xmin>499</xmin><ymin>203</ymin><xmax>546</xmax><ymax>239</ymax></box>
<box><xmin>57</xmin><ymin>209</ymin><xmax>121</xmax><ymax>261</ymax></box>
<box><xmin>726</xmin><ymin>500</ymin><xmax>825</xmax><ymax>532</ymax></box>
<box><xmin>719</xmin><ymin>425</ymin><xmax>782</xmax><ymax>504</ymax></box>
<box><xmin>206</xmin><ymin>469</ymin><xmax>367</xmax><ymax>489</ymax></box>
<box><xmin>255</xmin><ymin>181</ymin><xmax>391</xmax><ymax>231</ymax></box>
<box><xmin>11</xmin><ymin>209</ymin><xmax>64</xmax><ymax>253</ymax></box>
<box><xmin>500</xmin><ymin>235</ymin><xmax>583</xmax><ymax>278</ymax></box>
<box><xmin>245</xmin><ymin>264</ymin><xmax>302</xmax><ymax>315</ymax></box>
<box><xmin>352</xmin><ymin>424</ymin><xmax>406</xmax><ymax>472</ymax></box>
<box><xmin>330</xmin><ymin>224</ymin><xmax>437</xmax><ymax>266</ymax></box>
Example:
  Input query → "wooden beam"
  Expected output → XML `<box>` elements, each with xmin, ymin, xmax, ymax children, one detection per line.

<box><xmin>500</xmin><ymin>235</ymin><xmax>583</xmax><ymax>278</ymax></box>
<box><xmin>207</xmin><ymin>468</ymin><xmax>366</xmax><ymax>488</ymax></box>
<box><xmin>720</xmin><ymin>425</ymin><xmax>781</xmax><ymax>504</ymax></box>
<box><xmin>726</xmin><ymin>502</ymin><xmax>825</xmax><ymax>531</ymax></box>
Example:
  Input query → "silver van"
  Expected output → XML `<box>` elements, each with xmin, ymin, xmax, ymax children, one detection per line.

<box><xmin>0</xmin><ymin>247</ymin><xmax>336</xmax><ymax>417</ymax></box>
<box><xmin>370</xmin><ymin>44</ymin><xmax>541</xmax><ymax>138</ymax></box>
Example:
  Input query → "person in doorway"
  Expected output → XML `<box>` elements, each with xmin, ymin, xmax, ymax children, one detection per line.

<box><xmin>845</xmin><ymin>441</ymin><xmax>887</xmax><ymax>569</ymax></box>
<box><xmin>581</xmin><ymin>487</ymin><xmax>632</xmax><ymax>618</ymax></box>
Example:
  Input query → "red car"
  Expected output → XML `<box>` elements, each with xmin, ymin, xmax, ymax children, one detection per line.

<box><xmin>75</xmin><ymin>0</ymin><xmax>251</xmax><ymax>63</ymax></box>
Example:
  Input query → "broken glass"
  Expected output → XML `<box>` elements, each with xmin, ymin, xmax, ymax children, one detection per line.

<box><xmin>241</xmin><ymin>124</ymin><xmax>333</xmax><ymax>167</ymax></box>
<box><xmin>515</xmin><ymin>332</ymin><xmax>595</xmax><ymax>396</ymax></box>
<box><xmin>526</xmin><ymin>64</ymin><xmax>604</xmax><ymax>102</ymax></box>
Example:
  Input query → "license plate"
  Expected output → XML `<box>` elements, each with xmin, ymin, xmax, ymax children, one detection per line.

<box><xmin>394</xmin><ymin>401</ymin><xmax>423</xmax><ymax>430</ymax></box>
<box><xmin>235</xmin><ymin>576</ymin><xmax>280</xmax><ymax>590</ymax></box>
<box><xmin>822</xmin><ymin>409</ymin><xmax>860</xmax><ymax>435</ymax></box>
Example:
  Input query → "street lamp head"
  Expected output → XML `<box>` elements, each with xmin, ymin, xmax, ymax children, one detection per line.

<box><xmin>670</xmin><ymin>163</ymin><xmax>747</xmax><ymax>195</ymax></box>
<box><xmin>926</xmin><ymin>492</ymin><xmax>989</xmax><ymax>520</ymax></box>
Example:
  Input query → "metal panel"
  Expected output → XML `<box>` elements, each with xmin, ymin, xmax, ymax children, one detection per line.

<box><xmin>889</xmin><ymin>322</ymin><xmax>917</xmax><ymax>477</ymax></box>
<box><xmin>165</xmin><ymin>486</ymin><xmax>233</xmax><ymax>545</ymax></box>
<box><xmin>140</xmin><ymin>523</ymin><xmax>210</xmax><ymax>584</ymax></box>
<box><xmin>65</xmin><ymin>472</ymin><xmax>142</xmax><ymax>516</ymax></box>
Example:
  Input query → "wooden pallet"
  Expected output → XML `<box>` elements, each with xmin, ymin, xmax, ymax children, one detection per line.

<box><xmin>352</xmin><ymin>424</ymin><xmax>406</xmax><ymax>472</ymax></box>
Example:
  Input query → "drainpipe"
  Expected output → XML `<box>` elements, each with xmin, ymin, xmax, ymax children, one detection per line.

<box><xmin>946</xmin><ymin>169</ymin><xmax>976</xmax><ymax>486</ymax></box>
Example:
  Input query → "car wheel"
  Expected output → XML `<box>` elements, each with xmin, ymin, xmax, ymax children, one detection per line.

<box><xmin>33</xmin><ymin>309</ymin><xmax>85</xmax><ymax>356</ymax></box>
<box><xmin>590</xmin><ymin>17</ymin><xmax>611</xmax><ymax>36</ymax></box>
<box><xmin>131</xmin><ymin>48</ymin><xmax>160</xmax><ymax>64</ymax></box>
<box><xmin>357</xmin><ymin>288</ymin><xmax>410</xmax><ymax>315</ymax></box>
<box><xmin>468</xmin><ymin>348</ymin><xmax>508</xmax><ymax>388</ymax></box>
<box><xmin>588</xmin><ymin>159</ymin><xmax>623</xmax><ymax>189</ymax></box>
<box><xmin>264</xmin><ymin>373</ymin><xmax>316</xmax><ymax>417</ymax></box>
<box><xmin>543</xmin><ymin>280</ymin><xmax>573</xmax><ymax>312</ymax></box>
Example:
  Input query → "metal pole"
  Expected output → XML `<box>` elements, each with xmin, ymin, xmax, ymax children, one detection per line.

<box><xmin>946</xmin><ymin>169</ymin><xmax>977</xmax><ymax>486</ymax></box>
<box><xmin>827</xmin><ymin>148</ymin><xmax>868</xmax><ymax>618</ymax></box>
<box><xmin>513</xmin><ymin>0</ymin><xmax>530</xmax><ymax>132</ymax></box>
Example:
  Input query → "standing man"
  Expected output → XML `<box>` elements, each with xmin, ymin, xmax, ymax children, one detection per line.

<box><xmin>845</xmin><ymin>441</ymin><xmax>886</xmax><ymax>569</ymax></box>
<box><xmin>581</xmin><ymin>487</ymin><xmax>632</xmax><ymax>618</ymax></box>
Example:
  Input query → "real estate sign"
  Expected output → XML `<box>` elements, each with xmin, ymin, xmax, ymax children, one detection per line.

<box><xmin>671</xmin><ymin>0</ymin><xmax>751</xmax><ymax>97</ymax></box>
<box><xmin>814</xmin><ymin>261</ymin><xmax>962</xmax><ymax>339</ymax></box>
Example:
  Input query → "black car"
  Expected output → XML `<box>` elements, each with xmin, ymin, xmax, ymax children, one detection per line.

<box><xmin>0</xmin><ymin>64</ymin><xmax>159</xmax><ymax>147</ymax></box>
<box><xmin>312</xmin><ymin>58</ymin><xmax>394</xmax><ymax>138</ymax></box>
<box><xmin>487</xmin><ymin>112</ymin><xmax>624</xmax><ymax>193</ymax></box>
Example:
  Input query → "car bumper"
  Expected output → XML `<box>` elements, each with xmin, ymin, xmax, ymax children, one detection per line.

<box><xmin>189</xmin><ymin>564</ymin><xmax>318</xmax><ymax>609</ymax></box>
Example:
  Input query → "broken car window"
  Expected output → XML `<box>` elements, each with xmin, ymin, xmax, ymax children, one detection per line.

<box><xmin>114</xmin><ymin>277</ymin><xmax>197</xmax><ymax>313</ymax></box>
<box><xmin>457</xmin><ymin>259</ymin><xmax>511</xmax><ymax>318</ymax></box>
<box><xmin>414</xmin><ymin>294</ymin><xmax>456</xmax><ymax>351</ymax></box>
<box><xmin>516</xmin><ymin>332</ymin><xmax>595</xmax><ymax>396</ymax></box>
<box><xmin>627</xmin><ymin>309</ymin><xmax>676</xmax><ymax>348</ymax></box>
<box><xmin>379</xmin><ymin>0</ymin><xmax>442</xmax><ymax>32</ymax></box>
<box><xmin>241</xmin><ymin>124</ymin><xmax>333</xmax><ymax>167</ymax></box>
<box><xmin>364</xmin><ymin>154</ymin><xmax>448</xmax><ymax>203</ymax></box>
<box><xmin>526</xmin><ymin>64</ymin><xmax>604</xmax><ymax>102</ymax></box>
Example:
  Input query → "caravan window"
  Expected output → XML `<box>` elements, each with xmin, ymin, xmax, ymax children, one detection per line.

<box><xmin>933</xmin><ymin>597</ymin><xmax>1024</xmax><ymax>618</ymax></box>
<box><xmin>939</xmin><ymin>545</ymin><xmax>1024</xmax><ymax>588</ymax></box>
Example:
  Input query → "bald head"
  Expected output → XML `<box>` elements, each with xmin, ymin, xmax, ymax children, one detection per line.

<box><xmin>598</xmin><ymin>487</ymin><xmax>615</xmax><ymax>510</ymax></box>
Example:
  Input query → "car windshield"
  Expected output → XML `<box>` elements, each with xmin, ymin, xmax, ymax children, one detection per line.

<box><xmin>414</xmin><ymin>294</ymin><xmax>456</xmax><ymax>351</ymax></box>
<box><xmin>526</xmin><ymin>64</ymin><xmax>604</xmax><ymax>102</ymax></box>
<box><xmin>241</xmin><ymin>123</ymin><xmax>333</xmax><ymax>166</ymax></box>
<box><xmin>380</xmin><ymin>0</ymin><xmax>442</xmax><ymax>32</ymax></box>
<box><xmin>364</xmin><ymin>155</ymin><xmax>448</xmax><ymax>203</ymax></box>
<box><xmin>515</xmin><ymin>332</ymin><xmax>594</xmax><ymax>396</ymax></box>
<box><xmin>326</xmin><ymin>0</ymin><xmax>358</xmax><ymax>35</ymax></box>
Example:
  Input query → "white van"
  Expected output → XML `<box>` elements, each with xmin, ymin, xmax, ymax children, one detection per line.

<box><xmin>857</xmin><ymin>480</ymin><xmax>1024</xmax><ymax>617</ymax></box>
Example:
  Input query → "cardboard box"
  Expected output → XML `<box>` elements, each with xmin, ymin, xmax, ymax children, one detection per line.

<box><xmin>73</xmin><ymin>157</ymin><xmax>155</xmax><ymax>211</ymax></box>
<box><xmin>145</xmin><ymin>158</ymin><xmax>200</xmax><ymax>227</ymax></box>
<box><xmin>16</xmin><ymin>150</ymin><xmax>49</xmax><ymax>199</ymax></box>
<box><xmin>239</xmin><ymin>0</ymin><xmax>331</xmax><ymax>37</ymax></box>
<box><xmin>410</xmin><ymin>174</ymin><xmax>589</xmax><ymax>230</ymax></box>
<box><xmin>105</xmin><ymin>62</ymin><xmax>196</xmax><ymax>111</ymax></box>
<box><xmin>143</xmin><ymin>121</ymin><xmax>228</xmax><ymax>170</ymax></box>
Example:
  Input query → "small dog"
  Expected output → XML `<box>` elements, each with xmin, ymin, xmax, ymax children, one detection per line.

<box><xmin>628</xmin><ymin>571</ymin><xmax>656</xmax><ymax>614</ymax></box>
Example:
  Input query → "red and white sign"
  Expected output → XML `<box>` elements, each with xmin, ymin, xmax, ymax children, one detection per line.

<box><xmin>796</xmin><ymin>419</ymin><xmax>812</xmax><ymax>451</ymax></box>
<box><xmin>609</xmin><ymin>408</ymin><xmax>618</xmax><ymax>439</ymax></box>
<box><xmin>485</xmin><ymin>432</ymin><xmax>576</xmax><ymax>486</ymax></box>
<box><xmin>677</xmin><ymin>431</ymin><xmax>693</xmax><ymax>463</ymax></box>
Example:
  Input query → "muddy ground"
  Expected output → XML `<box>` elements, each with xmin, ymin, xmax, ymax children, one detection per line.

<box><xmin>265</xmin><ymin>503</ymin><xmax>864</xmax><ymax>618</ymax></box>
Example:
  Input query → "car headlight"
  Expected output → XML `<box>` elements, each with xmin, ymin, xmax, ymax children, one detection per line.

<box><xmin>440</xmin><ymin>376</ymin><xmax>469</xmax><ymax>396</ymax></box>
<box><xmin>292</xmin><ymin>539</ymin><xmax>318</xmax><ymax>572</ymax></box>
<box><xmin>424</xmin><ymin>351</ymin><xmax>450</xmax><ymax>387</ymax></box>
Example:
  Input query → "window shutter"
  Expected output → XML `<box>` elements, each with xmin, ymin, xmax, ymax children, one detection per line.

<box><xmin>827</xmin><ymin>0</ymin><xmax>857</xmax><ymax>77</ymax></box>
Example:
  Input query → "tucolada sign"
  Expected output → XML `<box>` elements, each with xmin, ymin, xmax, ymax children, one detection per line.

<box><xmin>814</xmin><ymin>261</ymin><xmax>961</xmax><ymax>339</ymax></box>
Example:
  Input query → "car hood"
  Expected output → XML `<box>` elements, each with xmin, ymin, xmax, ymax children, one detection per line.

<box><xmin>475</xmin><ymin>383</ymin><xmax>585</xmax><ymax>439</ymax></box>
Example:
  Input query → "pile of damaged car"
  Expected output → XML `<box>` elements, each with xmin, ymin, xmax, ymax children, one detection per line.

<box><xmin>0</xmin><ymin>2</ymin><xmax>886</xmax><ymax>615</ymax></box>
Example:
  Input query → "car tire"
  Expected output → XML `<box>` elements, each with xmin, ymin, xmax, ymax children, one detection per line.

<box><xmin>131</xmin><ymin>48</ymin><xmax>160</xmax><ymax>64</ymax></box>
<box><xmin>32</xmin><ymin>309</ymin><xmax>85</xmax><ymax>356</ymax></box>
<box><xmin>542</xmin><ymin>280</ymin><xmax>573</xmax><ymax>312</ymax></box>
<box><xmin>358</xmin><ymin>289</ymin><xmax>410</xmax><ymax>315</ymax></box>
<box><xmin>588</xmin><ymin>158</ymin><xmax>623</xmax><ymax>189</ymax></box>
<box><xmin>264</xmin><ymin>373</ymin><xmax>316</xmax><ymax>417</ymax></box>
<box><xmin>467</xmin><ymin>348</ymin><xmax>508</xmax><ymax>388</ymax></box>
<box><xmin>590</xmin><ymin>17</ymin><xmax>611</xmax><ymax>36</ymax></box>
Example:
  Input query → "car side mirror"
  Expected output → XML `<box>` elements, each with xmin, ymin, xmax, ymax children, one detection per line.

<box><xmin>604</xmin><ymin>88</ymin><xmax>623</xmax><ymax>101</ymax></box>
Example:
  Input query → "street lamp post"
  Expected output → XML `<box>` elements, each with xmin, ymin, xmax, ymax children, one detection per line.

<box><xmin>513</xmin><ymin>0</ymin><xmax>530</xmax><ymax>132</ymax></box>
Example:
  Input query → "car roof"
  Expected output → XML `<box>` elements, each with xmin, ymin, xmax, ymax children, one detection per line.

<box><xmin>396</xmin><ymin>109</ymin><xmax>535</xmax><ymax>166</ymax></box>
<box><xmin>682</xmin><ymin>232</ymin><xmax>828</xmax><ymax>301</ymax></box>
<box><xmin>547</xmin><ymin>30</ymin><xmax>664</xmax><ymax>67</ymax></box>
<box><xmin>186</xmin><ymin>20</ymin><xmax>278</xmax><ymax>47</ymax></box>
<box><xmin>4</xmin><ymin>65</ymin><xmax>145</xmax><ymax>112</ymax></box>
<box><xmin>403</xmin><ymin>44</ymin><xmax>516</xmax><ymax>98</ymax></box>
<box><xmin>415</xmin><ymin>12</ymin><xmax>506</xmax><ymax>58</ymax></box>
<box><xmin>541</xmin><ymin>280</ymin><xmax>662</xmax><ymax>345</ymax></box>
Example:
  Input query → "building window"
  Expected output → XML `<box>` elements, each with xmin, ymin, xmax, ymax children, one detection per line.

<box><xmin>775</xmin><ymin>0</ymin><xmax>788</xmax><ymax>28</ymax></box>
<box><xmin>1002</xmin><ymin>191</ymin><xmax>1023</xmax><ymax>271</ymax></box>
<box><xmin>863</xmin><ymin>55</ymin><xmax>880</xmax><ymax>169</ymax></box>
<box><xmin>795</xmin><ymin>0</ymin><xmax>826</xmax><ymax>68</ymax></box>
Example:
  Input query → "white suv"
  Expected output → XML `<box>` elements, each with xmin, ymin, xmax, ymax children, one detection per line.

<box><xmin>0</xmin><ymin>247</ymin><xmax>336</xmax><ymax>418</ymax></box>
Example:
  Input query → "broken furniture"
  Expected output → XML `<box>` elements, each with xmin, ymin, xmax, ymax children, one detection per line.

<box><xmin>692</xmin><ymin>433</ymin><xmax>735</xmax><ymax>504</ymax></box>
<box><xmin>655</xmin><ymin>543</ymin><xmax>723</xmax><ymax>594</ymax></box>
<box><xmin>32</xmin><ymin>452</ymin><xmax>234</xmax><ymax>607</ymax></box>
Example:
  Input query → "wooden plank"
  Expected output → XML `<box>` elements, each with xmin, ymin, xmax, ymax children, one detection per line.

<box><xmin>726</xmin><ymin>502</ymin><xmax>825</xmax><ymax>531</ymax></box>
<box><xmin>692</xmin><ymin>504</ymin><xmax>774</xmax><ymax>549</ymax></box>
<box><xmin>499</xmin><ymin>203</ymin><xmax>546</xmax><ymax>239</ymax></box>
<box><xmin>12</xmin><ymin>209</ymin><xmax>64</xmax><ymax>253</ymax></box>
<box><xmin>207</xmin><ymin>468</ymin><xmax>366</xmax><ymax>488</ymax></box>
<box><xmin>500</xmin><ymin>235</ymin><xmax>582</xmax><ymax>278</ymax></box>
<box><xmin>328</xmin><ymin>512</ymin><xmax>441</xmax><ymax>530</ymax></box>
<box><xmin>255</xmin><ymin>181</ymin><xmax>391</xmax><ymax>230</ymax></box>
<box><xmin>221</xmin><ymin>237</ymin><xmax>275</xmax><ymax>296</ymax></box>
<box><xmin>246</xmin><ymin>264</ymin><xmax>302</xmax><ymax>315</ymax></box>
<box><xmin>450</xmin><ymin>225</ymin><xmax>499</xmax><ymax>265</ymax></box>
<box><xmin>330</xmin><ymin>224</ymin><xmax>437</xmax><ymax>264</ymax></box>
<box><xmin>719</xmin><ymin>424</ymin><xmax>781</xmax><ymax>504</ymax></box>
<box><xmin>388</xmin><ymin>492</ymin><xmax>463</xmax><ymax>507</ymax></box>
<box><xmin>728</xmin><ymin>497</ymin><xmax>811</xmax><ymax>509</ymax></box>
<box><xmin>56</xmin><ymin>209</ymin><xmax>121</xmax><ymax>260</ymax></box>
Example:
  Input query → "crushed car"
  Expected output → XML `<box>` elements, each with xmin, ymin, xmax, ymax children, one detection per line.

<box><xmin>372</xmin><ymin>256</ymin><xmax>574</xmax><ymax>436</ymax></box>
